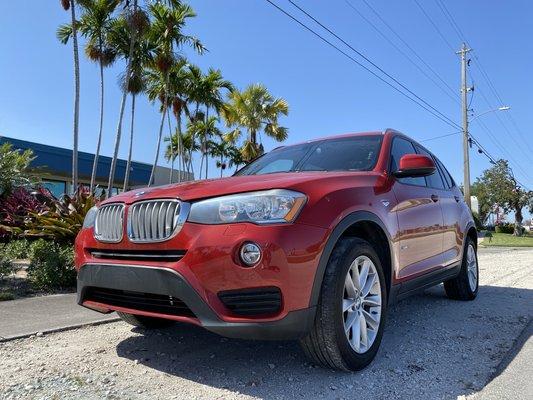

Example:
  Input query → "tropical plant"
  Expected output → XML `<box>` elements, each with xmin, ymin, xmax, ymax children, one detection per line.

<box><xmin>24</xmin><ymin>188</ymin><xmax>100</xmax><ymax>244</ymax></box>
<box><xmin>227</xmin><ymin>144</ymin><xmax>245</xmax><ymax>173</ymax></box>
<box><xmin>107</xmin><ymin>0</ymin><xmax>141</xmax><ymax>197</ymax></box>
<box><xmin>222</xmin><ymin>84</ymin><xmax>289</xmax><ymax>161</ymax></box>
<box><xmin>0</xmin><ymin>187</ymin><xmax>49</xmax><ymax>240</ymax></box>
<box><xmin>209</xmin><ymin>136</ymin><xmax>231</xmax><ymax>178</ymax></box>
<box><xmin>186</xmin><ymin>116</ymin><xmax>221</xmax><ymax>178</ymax></box>
<box><xmin>0</xmin><ymin>143</ymin><xmax>36</xmax><ymax>196</ymax></box>
<box><xmin>146</xmin><ymin>1</ymin><xmax>204</xmax><ymax>186</ymax></box>
<box><xmin>59</xmin><ymin>0</ymin><xmax>120</xmax><ymax>193</ymax></box>
<box><xmin>57</xmin><ymin>0</ymin><xmax>81</xmax><ymax>191</ymax></box>
<box><xmin>165</xmin><ymin>129</ymin><xmax>198</xmax><ymax>176</ymax></box>
<box><xmin>108</xmin><ymin>11</ymin><xmax>151</xmax><ymax>190</ymax></box>
<box><xmin>185</xmin><ymin>66</ymin><xmax>233</xmax><ymax>178</ymax></box>
<box><xmin>27</xmin><ymin>239</ymin><xmax>76</xmax><ymax>290</ymax></box>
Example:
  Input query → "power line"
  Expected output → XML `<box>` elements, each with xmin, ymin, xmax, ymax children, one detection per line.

<box><xmin>264</xmin><ymin>0</ymin><xmax>461</xmax><ymax>130</ymax></box>
<box><xmin>357</xmin><ymin>0</ymin><xmax>458</xmax><ymax>101</ymax></box>
<box><xmin>342</xmin><ymin>0</ymin><xmax>459</xmax><ymax>105</ymax></box>
<box><xmin>431</xmin><ymin>0</ymin><xmax>532</xmax><ymax>187</ymax></box>
<box><xmin>420</xmin><ymin>131</ymin><xmax>461</xmax><ymax>142</ymax></box>
<box><xmin>281</xmin><ymin>0</ymin><xmax>461</xmax><ymax>130</ymax></box>
<box><xmin>412</xmin><ymin>0</ymin><xmax>456</xmax><ymax>54</ymax></box>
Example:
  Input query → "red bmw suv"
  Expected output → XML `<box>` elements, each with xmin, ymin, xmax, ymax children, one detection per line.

<box><xmin>75</xmin><ymin>129</ymin><xmax>478</xmax><ymax>371</ymax></box>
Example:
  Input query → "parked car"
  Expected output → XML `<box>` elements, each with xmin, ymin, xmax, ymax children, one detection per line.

<box><xmin>75</xmin><ymin>129</ymin><xmax>478</xmax><ymax>371</ymax></box>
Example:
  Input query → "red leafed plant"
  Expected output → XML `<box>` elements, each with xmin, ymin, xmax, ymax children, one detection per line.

<box><xmin>0</xmin><ymin>187</ymin><xmax>49</xmax><ymax>239</ymax></box>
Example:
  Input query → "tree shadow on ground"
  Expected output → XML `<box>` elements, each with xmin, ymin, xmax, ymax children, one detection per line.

<box><xmin>116</xmin><ymin>284</ymin><xmax>532</xmax><ymax>399</ymax></box>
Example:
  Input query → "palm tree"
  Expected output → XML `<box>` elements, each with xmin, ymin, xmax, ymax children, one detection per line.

<box><xmin>164</xmin><ymin>128</ymin><xmax>197</xmax><ymax>177</ymax></box>
<box><xmin>57</xmin><ymin>0</ymin><xmax>81</xmax><ymax>192</ymax></box>
<box><xmin>222</xmin><ymin>84</ymin><xmax>289</xmax><ymax>161</ymax></box>
<box><xmin>108</xmin><ymin>13</ymin><xmax>151</xmax><ymax>191</ymax></box>
<box><xmin>106</xmin><ymin>0</ymin><xmax>140</xmax><ymax>197</ymax></box>
<box><xmin>146</xmin><ymin>1</ymin><xmax>204</xmax><ymax>187</ymax></box>
<box><xmin>227</xmin><ymin>144</ymin><xmax>245</xmax><ymax>173</ymax></box>
<box><xmin>187</xmin><ymin>116</ymin><xmax>221</xmax><ymax>179</ymax></box>
<box><xmin>75</xmin><ymin>0</ymin><xmax>119</xmax><ymax>193</ymax></box>
<box><xmin>210</xmin><ymin>136</ymin><xmax>230</xmax><ymax>178</ymax></box>
<box><xmin>186</xmin><ymin>66</ymin><xmax>233</xmax><ymax>178</ymax></box>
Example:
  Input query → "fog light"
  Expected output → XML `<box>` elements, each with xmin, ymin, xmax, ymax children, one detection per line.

<box><xmin>240</xmin><ymin>242</ymin><xmax>262</xmax><ymax>266</ymax></box>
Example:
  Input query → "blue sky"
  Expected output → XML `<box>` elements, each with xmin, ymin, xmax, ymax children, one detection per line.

<box><xmin>0</xmin><ymin>0</ymin><xmax>531</xmax><ymax>192</ymax></box>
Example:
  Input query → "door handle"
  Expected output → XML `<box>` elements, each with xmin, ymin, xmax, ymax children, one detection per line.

<box><xmin>430</xmin><ymin>194</ymin><xmax>439</xmax><ymax>202</ymax></box>
<box><xmin>454</xmin><ymin>195</ymin><xmax>461</xmax><ymax>203</ymax></box>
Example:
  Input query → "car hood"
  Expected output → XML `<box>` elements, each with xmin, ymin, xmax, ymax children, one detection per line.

<box><xmin>103</xmin><ymin>171</ymin><xmax>378</xmax><ymax>204</ymax></box>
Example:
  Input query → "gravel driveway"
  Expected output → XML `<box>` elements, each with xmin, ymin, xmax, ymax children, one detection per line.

<box><xmin>1</xmin><ymin>247</ymin><xmax>532</xmax><ymax>400</ymax></box>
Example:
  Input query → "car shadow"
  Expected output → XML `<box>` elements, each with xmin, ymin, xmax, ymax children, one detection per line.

<box><xmin>116</xmin><ymin>284</ymin><xmax>532</xmax><ymax>399</ymax></box>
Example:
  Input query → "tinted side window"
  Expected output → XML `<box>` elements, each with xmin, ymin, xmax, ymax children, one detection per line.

<box><xmin>436</xmin><ymin>159</ymin><xmax>454</xmax><ymax>188</ymax></box>
<box><xmin>390</xmin><ymin>138</ymin><xmax>426</xmax><ymax>186</ymax></box>
<box><xmin>415</xmin><ymin>145</ymin><xmax>445</xmax><ymax>189</ymax></box>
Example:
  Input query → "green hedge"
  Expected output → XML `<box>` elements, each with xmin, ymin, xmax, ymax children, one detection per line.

<box><xmin>495</xmin><ymin>223</ymin><xmax>515</xmax><ymax>234</ymax></box>
<box><xmin>27</xmin><ymin>239</ymin><xmax>76</xmax><ymax>290</ymax></box>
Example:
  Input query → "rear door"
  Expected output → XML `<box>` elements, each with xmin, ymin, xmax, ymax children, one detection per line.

<box><xmin>434</xmin><ymin>157</ymin><xmax>463</xmax><ymax>266</ymax></box>
<box><xmin>390</xmin><ymin>137</ymin><xmax>445</xmax><ymax>281</ymax></box>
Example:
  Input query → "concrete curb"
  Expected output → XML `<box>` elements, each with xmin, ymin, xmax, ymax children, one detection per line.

<box><xmin>0</xmin><ymin>317</ymin><xmax>120</xmax><ymax>343</ymax></box>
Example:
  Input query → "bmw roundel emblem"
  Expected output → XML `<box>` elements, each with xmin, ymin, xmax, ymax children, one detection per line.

<box><xmin>134</xmin><ymin>191</ymin><xmax>146</xmax><ymax>198</ymax></box>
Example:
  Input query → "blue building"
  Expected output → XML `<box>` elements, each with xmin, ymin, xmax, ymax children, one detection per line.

<box><xmin>0</xmin><ymin>135</ymin><xmax>192</xmax><ymax>197</ymax></box>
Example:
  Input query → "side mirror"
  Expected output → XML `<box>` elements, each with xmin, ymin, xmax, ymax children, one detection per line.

<box><xmin>394</xmin><ymin>154</ymin><xmax>436</xmax><ymax>178</ymax></box>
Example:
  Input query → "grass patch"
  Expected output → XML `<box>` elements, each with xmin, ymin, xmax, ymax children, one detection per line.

<box><xmin>482</xmin><ymin>232</ymin><xmax>533</xmax><ymax>247</ymax></box>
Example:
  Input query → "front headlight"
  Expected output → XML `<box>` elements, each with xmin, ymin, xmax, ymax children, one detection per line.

<box><xmin>188</xmin><ymin>189</ymin><xmax>307</xmax><ymax>225</ymax></box>
<box><xmin>82</xmin><ymin>206</ymin><xmax>98</xmax><ymax>229</ymax></box>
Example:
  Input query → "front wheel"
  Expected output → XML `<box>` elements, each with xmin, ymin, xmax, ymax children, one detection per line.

<box><xmin>300</xmin><ymin>237</ymin><xmax>387</xmax><ymax>371</ymax></box>
<box><xmin>444</xmin><ymin>237</ymin><xmax>479</xmax><ymax>300</ymax></box>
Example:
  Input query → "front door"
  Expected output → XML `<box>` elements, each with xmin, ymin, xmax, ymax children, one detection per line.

<box><xmin>389</xmin><ymin>137</ymin><xmax>445</xmax><ymax>281</ymax></box>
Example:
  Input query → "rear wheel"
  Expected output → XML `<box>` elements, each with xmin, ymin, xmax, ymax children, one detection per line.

<box><xmin>117</xmin><ymin>312</ymin><xmax>175</xmax><ymax>329</ymax></box>
<box><xmin>300</xmin><ymin>237</ymin><xmax>387</xmax><ymax>371</ymax></box>
<box><xmin>444</xmin><ymin>237</ymin><xmax>478</xmax><ymax>300</ymax></box>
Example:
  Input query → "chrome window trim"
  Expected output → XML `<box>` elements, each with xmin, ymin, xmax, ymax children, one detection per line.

<box><xmin>126</xmin><ymin>199</ymin><xmax>191</xmax><ymax>243</ymax></box>
<box><xmin>93</xmin><ymin>203</ymin><xmax>125</xmax><ymax>243</ymax></box>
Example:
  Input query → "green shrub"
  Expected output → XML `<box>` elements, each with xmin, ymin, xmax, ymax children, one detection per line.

<box><xmin>27</xmin><ymin>239</ymin><xmax>75</xmax><ymax>290</ymax></box>
<box><xmin>0</xmin><ymin>257</ymin><xmax>15</xmax><ymax>280</ymax></box>
<box><xmin>2</xmin><ymin>239</ymin><xmax>31</xmax><ymax>260</ymax></box>
<box><xmin>495</xmin><ymin>223</ymin><xmax>514</xmax><ymax>234</ymax></box>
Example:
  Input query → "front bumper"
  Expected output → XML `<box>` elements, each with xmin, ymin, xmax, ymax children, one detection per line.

<box><xmin>78</xmin><ymin>263</ymin><xmax>315</xmax><ymax>340</ymax></box>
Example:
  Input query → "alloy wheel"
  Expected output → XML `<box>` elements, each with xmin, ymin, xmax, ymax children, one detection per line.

<box><xmin>343</xmin><ymin>255</ymin><xmax>382</xmax><ymax>354</ymax></box>
<box><xmin>467</xmin><ymin>244</ymin><xmax>478</xmax><ymax>291</ymax></box>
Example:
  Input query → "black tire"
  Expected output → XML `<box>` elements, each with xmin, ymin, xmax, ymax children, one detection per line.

<box><xmin>300</xmin><ymin>237</ymin><xmax>388</xmax><ymax>371</ymax></box>
<box><xmin>117</xmin><ymin>312</ymin><xmax>175</xmax><ymax>329</ymax></box>
<box><xmin>444</xmin><ymin>237</ymin><xmax>479</xmax><ymax>301</ymax></box>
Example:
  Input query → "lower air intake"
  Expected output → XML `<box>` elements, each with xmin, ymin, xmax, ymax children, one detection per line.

<box><xmin>83</xmin><ymin>287</ymin><xmax>195</xmax><ymax>318</ymax></box>
<box><xmin>218</xmin><ymin>287</ymin><xmax>282</xmax><ymax>316</ymax></box>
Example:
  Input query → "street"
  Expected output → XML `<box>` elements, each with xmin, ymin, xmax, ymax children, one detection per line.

<box><xmin>1</xmin><ymin>247</ymin><xmax>532</xmax><ymax>400</ymax></box>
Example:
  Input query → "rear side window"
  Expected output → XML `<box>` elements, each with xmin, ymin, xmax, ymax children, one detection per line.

<box><xmin>414</xmin><ymin>145</ymin><xmax>445</xmax><ymax>189</ymax></box>
<box><xmin>390</xmin><ymin>137</ymin><xmax>426</xmax><ymax>186</ymax></box>
<box><xmin>436</xmin><ymin>158</ymin><xmax>455</xmax><ymax>188</ymax></box>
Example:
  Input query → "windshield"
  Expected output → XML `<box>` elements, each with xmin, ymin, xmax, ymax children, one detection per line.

<box><xmin>236</xmin><ymin>135</ymin><xmax>382</xmax><ymax>176</ymax></box>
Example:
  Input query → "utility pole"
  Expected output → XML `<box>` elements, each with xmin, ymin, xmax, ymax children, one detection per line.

<box><xmin>457</xmin><ymin>43</ymin><xmax>472</xmax><ymax>210</ymax></box>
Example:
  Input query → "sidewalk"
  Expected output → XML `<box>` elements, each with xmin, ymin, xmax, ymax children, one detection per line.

<box><xmin>0</xmin><ymin>293</ymin><xmax>118</xmax><ymax>341</ymax></box>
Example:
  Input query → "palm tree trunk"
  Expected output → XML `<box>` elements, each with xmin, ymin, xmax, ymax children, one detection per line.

<box><xmin>149</xmin><ymin>106</ymin><xmax>167</xmax><ymax>187</ymax></box>
<box><xmin>176</xmin><ymin>112</ymin><xmax>182</xmax><ymax>183</ymax></box>
<box><xmin>123</xmin><ymin>94</ymin><xmax>135</xmax><ymax>191</ymax></box>
<box><xmin>107</xmin><ymin>0</ymin><xmax>137</xmax><ymax>198</ymax></box>
<box><xmin>204</xmin><ymin>107</ymin><xmax>209</xmax><ymax>179</ymax></box>
<box><xmin>90</xmin><ymin>46</ymin><xmax>105</xmax><ymax>194</ymax></box>
<box><xmin>220</xmin><ymin>155</ymin><xmax>223</xmax><ymax>178</ymax></box>
<box><xmin>70</xmin><ymin>0</ymin><xmax>80</xmax><ymax>193</ymax></box>
<box><xmin>167</xmin><ymin>111</ymin><xmax>174</xmax><ymax>184</ymax></box>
